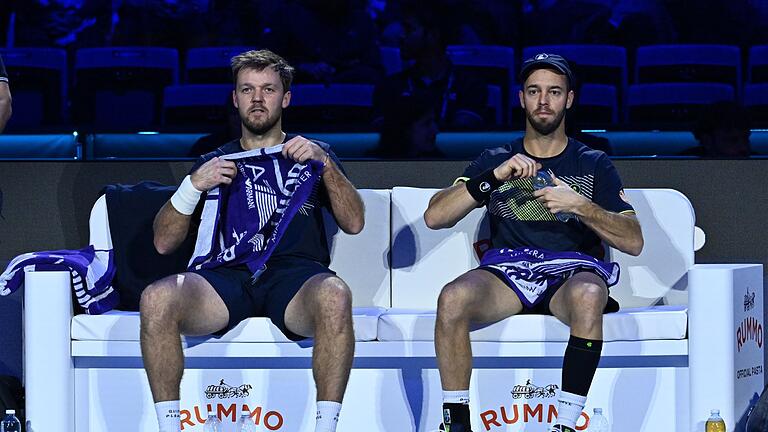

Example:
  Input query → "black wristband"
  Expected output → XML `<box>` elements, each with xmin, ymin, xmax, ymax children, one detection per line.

<box><xmin>464</xmin><ymin>168</ymin><xmax>502</xmax><ymax>203</ymax></box>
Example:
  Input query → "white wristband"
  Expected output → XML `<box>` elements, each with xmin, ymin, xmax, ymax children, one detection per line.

<box><xmin>170</xmin><ymin>175</ymin><xmax>202</xmax><ymax>215</ymax></box>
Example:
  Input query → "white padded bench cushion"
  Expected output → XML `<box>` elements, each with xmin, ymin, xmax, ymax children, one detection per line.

<box><xmin>391</xmin><ymin>187</ymin><xmax>696</xmax><ymax>310</ymax></box>
<box><xmin>72</xmin><ymin>307</ymin><xmax>385</xmax><ymax>342</ymax></box>
<box><xmin>377</xmin><ymin>305</ymin><xmax>688</xmax><ymax>342</ymax></box>
<box><xmin>326</xmin><ymin>189</ymin><xmax>392</xmax><ymax>308</ymax></box>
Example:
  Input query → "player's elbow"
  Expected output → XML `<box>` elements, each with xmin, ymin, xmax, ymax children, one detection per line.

<box><xmin>424</xmin><ymin>208</ymin><xmax>453</xmax><ymax>230</ymax></box>
<box><xmin>153</xmin><ymin>236</ymin><xmax>177</xmax><ymax>255</ymax></box>
<box><xmin>342</xmin><ymin>218</ymin><xmax>365</xmax><ymax>235</ymax></box>
<box><xmin>625</xmin><ymin>235</ymin><xmax>644</xmax><ymax>256</ymax></box>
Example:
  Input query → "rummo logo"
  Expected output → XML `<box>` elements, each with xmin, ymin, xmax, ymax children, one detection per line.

<box><xmin>479</xmin><ymin>381</ymin><xmax>589</xmax><ymax>431</ymax></box>
<box><xmin>737</xmin><ymin>316</ymin><xmax>763</xmax><ymax>352</ymax></box>
<box><xmin>745</xmin><ymin>286</ymin><xmax>756</xmax><ymax>312</ymax></box>
<box><xmin>205</xmin><ymin>379</ymin><xmax>252</xmax><ymax>399</ymax></box>
<box><xmin>180</xmin><ymin>403</ymin><xmax>284</xmax><ymax>431</ymax></box>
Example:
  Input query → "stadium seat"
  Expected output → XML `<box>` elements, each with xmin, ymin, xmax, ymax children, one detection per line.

<box><xmin>285</xmin><ymin>84</ymin><xmax>375</xmax><ymax>131</ymax></box>
<box><xmin>522</xmin><ymin>45</ymin><xmax>627</xmax><ymax>95</ymax></box>
<box><xmin>73</xmin><ymin>47</ymin><xmax>179</xmax><ymax>130</ymax></box>
<box><xmin>446</xmin><ymin>45</ymin><xmax>515</xmax><ymax>123</ymax></box>
<box><xmin>573</xmin><ymin>83</ymin><xmax>619</xmax><ymax>125</ymax></box>
<box><xmin>635</xmin><ymin>45</ymin><xmax>742</xmax><ymax>91</ymax></box>
<box><xmin>627</xmin><ymin>83</ymin><xmax>735</xmax><ymax>124</ymax></box>
<box><xmin>748</xmin><ymin>45</ymin><xmax>768</xmax><ymax>83</ymax></box>
<box><xmin>185</xmin><ymin>46</ymin><xmax>253</xmax><ymax>84</ymax></box>
<box><xmin>162</xmin><ymin>84</ymin><xmax>233</xmax><ymax>127</ymax></box>
<box><xmin>485</xmin><ymin>85</ymin><xmax>503</xmax><ymax>126</ymax></box>
<box><xmin>744</xmin><ymin>83</ymin><xmax>768</xmax><ymax>127</ymax></box>
<box><xmin>0</xmin><ymin>48</ymin><xmax>67</xmax><ymax>131</ymax></box>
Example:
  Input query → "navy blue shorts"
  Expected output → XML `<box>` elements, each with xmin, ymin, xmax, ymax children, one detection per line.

<box><xmin>193</xmin><ymin>258</ymin><xmax>335</xmax><ymax>341</ymax></box>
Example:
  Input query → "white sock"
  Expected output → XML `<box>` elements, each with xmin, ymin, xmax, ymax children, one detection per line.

<box><xmin>315</xmin><ymin>401</ymin><xmax>341</xmax><ymax>432</ymax></box>
<box><xmin>555</xmin><ymin>390</ymin><xmax>587</xmax><ymax>429</ymax></box>
<box><xmin>442</xmin><ymin>390</ymin><xmax>470</xmax><ymax>405</ymax></box>
<box><xmin>154</xmin><ymin>400</ymin><xmax>181</xmax><ymax>432</ymax></box>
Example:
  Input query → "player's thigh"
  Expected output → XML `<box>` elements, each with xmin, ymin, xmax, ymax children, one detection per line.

<box><xmin>440</xmin><ymin>268</ymin><xmax>524</xmax><ymax>324</ymax></box>
<box><xmin>176</xmin><ymin>272</ymin><xmax>231</xmax><ymax>336</ymax></box>
<box><xmin>548</xmin><ymin>271</ymin><xmax>608</xmax><ymax>326</ymax></box>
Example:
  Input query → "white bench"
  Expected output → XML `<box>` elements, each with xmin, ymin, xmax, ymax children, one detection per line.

<box><xmin>23</xmin><ymin>188</ymin><xmax>763</xmax><ymax>432</ymax></box>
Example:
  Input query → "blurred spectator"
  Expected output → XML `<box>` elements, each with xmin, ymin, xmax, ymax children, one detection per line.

<box><xmin>608</xmin><ymin>0</ymin><xmax>676</xmax><ymax>48</ymax></box>
<box><xmin>260</xmin><ymin>0</ymin><xmax>383</xmax><ymax>83</ymax></box>
<box><xmin>682</xmin><ymin>101</ymin><xmax>753</xmax><ymax>158</ymax></box>
<box><xmin>446</xmin><ymin>0</ymin><xmax>521</xmax><ymax>46</ymax></box>
<box><xmin>0</xmin><ymin>55</ymin><xmax>11</xmax><ymax>133</ymax></box>
<box><xmin>113</xmin><ymin>0</ymin><xmax>210</xmax><ymax>49</ymax></box>
<box><xmin>206</xmin><ymin>0</ymin><xmax>261</xmax><ymax>46</ymax></box>
<box><xmin>370</xmin><ymin>96</ymin><xmax>442</xmax><ymax>158</ymax></box>
<box><xmin>522</xmin><ymin>0</ymin><xmax>615</xmax><ymax>45</ymax></box>
<box><xmin>372</xmin><ymin>3</ymin><xmax>487</xmax><ymax>155</ymax></box>
<box><xmin>667</xmin><ymin>0</ymin><xmax>761</xmax><ymax>46</ymax></box>
<box><xmin>10</xmin><ymin>0</ymin><xmax>115</xmax><ymax>48</ymax></box>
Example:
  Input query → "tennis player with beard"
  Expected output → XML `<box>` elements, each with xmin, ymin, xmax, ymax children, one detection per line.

<box><xmin>423</xmin><ymin>53</ymin><xmax>644</xmax><ymax>432</ymax></box>
<box><xmin>142</xmin><ymin>49</ymin><xmax>364</xmax><ymax>432</ymax></box>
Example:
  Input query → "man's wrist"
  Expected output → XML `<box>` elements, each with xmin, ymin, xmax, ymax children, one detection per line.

<box><xmin>465</xmin><ymin>168</ymin><xmax>503</xmax><ymax>203</ymax></box>
<box><xmin>572</xmin><ymin>198</ymin><xmax>594</xmax><ymax>218</ymax></box>
<box><xmin>170</xmin><ymin>175</ymin><xmax>202</xmax><ymax>215</ymax></box>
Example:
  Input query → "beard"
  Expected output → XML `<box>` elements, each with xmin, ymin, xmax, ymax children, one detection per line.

<box><xmin>526</xmin><ymin>108</ymin><xmax>566</xmax><ymax>136</ymax></box>
<box><xmin>241</xmin><ymin>108</ymin><xmax>281</xmax><ymax>136</ymax></box>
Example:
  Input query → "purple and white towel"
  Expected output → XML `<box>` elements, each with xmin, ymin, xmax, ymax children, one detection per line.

<box><xmin>189</xmin><ymin>145</ymin><xmax>323</xmax><ymax>276</ymax></box>
<box><xmin>479</xmin><ymin>247</ymin><xmax>619</xmax><ymax>307</ymax></box>
<box><xmin>0</xmin><ymin>245</ymin><xmax>119</xmax><ymax>314</ymax></box>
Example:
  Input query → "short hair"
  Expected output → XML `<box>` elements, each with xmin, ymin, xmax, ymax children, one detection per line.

<box><xmin>230</xmin><ymin>49</ymin><xmax>295</xmax><ymax>92</ymax></box>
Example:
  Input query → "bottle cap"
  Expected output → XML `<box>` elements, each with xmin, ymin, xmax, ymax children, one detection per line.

<box><xmin>4</xmin><ymin>409</ymin><xmax>14</xmax><ymax>414</ymax></box>
<box><xmin>711</xmin><ymin>409</ymin><xmax>720</xmax><ymax>415</ymax></box>
<box><xmin>594</xmin><ymin>407</ymin><xmax>603</xmax><ymax>414</ymax></box>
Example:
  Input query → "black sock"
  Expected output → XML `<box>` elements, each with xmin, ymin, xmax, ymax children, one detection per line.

<box><xmin>561</xmin><ymin>335</ymin><xmax>603</xmax><ymax>396</ymax></box>
<box><xmin>443</xmin><ymin>403</ymin><xmax>471</xmax><ymax>427</ymax></box>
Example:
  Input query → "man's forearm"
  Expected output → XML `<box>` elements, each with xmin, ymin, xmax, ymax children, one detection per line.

<box><xmin>323</xmin><ymin>161</ymin><xmax>365</xmax><ymax>234</ymax></box>
<box><xmin>575</xmin><ymin>202</ymin><xmax>644</xmax><ymax>256</ymax></box>
<box><xmin>423</xmin><ymin>183</ymin><xmax>480</xmax><ymax>230</ymax></box>
<box><xmin>153</xmin><ymin>201</ymin><xmax>193</xmax><ymax>255</ymax></box>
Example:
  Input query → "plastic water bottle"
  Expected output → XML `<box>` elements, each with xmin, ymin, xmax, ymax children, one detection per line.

<box><xmin>532</xmin><ymin>171</ymin><xmax>574</xmax><ymax>222</ymax></box>
<box><xmin>235</xmin><ymin>413</ymin><xmax>257</xmax><ymax>431</ymax></box>
<box><xmin>203</xmin><ymin>409</ymin><xmax>222</xmax><ymax>432</ymax></box>
<box><xmin>587</xmin><ymin>408</ymin><xmax>609</xmax><ymax>432</ymax></box>
<box><xmin>1</xmin><ymin>410</ymin><xmax>21</xmax><ymax>432</ymax></box>
<box><xmin>706</xmin><ymin>409</ymin><xmax>726</xmax><ymax>432</ymax></box>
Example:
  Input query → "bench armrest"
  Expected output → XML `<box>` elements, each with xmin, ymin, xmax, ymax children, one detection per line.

<box><xmin>689</xmin><ymin>263</ymin><xmax>764</xmax><ymax>431</ymax></box>
<box><xmin>24</xmin><ymin>270</ymin><xmax>74</xmax><ymax>432</ymax></box>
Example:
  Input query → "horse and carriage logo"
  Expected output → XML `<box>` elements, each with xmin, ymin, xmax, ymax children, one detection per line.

<box><xmin>205</xmin><ymin>379</ymin><xmax>253</xmax><ymax>399</ymax></box>
<box><xmin>745</xmin><ymin>287</ymin><xmax>756</xmax><ymax>312</ymax></box>
<box><xmin>510</xmin><ymin>379</ymin><xmax>559</xmax><ymax>399</ymax></box>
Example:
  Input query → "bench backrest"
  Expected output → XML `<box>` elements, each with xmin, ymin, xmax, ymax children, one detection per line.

<box><xmin>325</xmin><ymin>189</ymin><xmax>392</xmax><ymax>308</ymax></box>
<box><xmin>90</xmin><ymin>187</ymin><xmax>695</xmax><ymax>311</ymax></box>
<box><xmin>390</xmin><ymin>187</ymin><xmax>695</xmax><ymax>309</ymax></box>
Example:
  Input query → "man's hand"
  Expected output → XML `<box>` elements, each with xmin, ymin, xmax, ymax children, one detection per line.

<box><xmin>190</xmin><ymin>157</ymin><xmax>237</xmax><ymax>191</ymax></box>
<box><xmin>533</xmin><ymin>173</ymin><xmax>588</xmax><ymax>215</ymax></box>
<box><xmin>282</xmin><ymin>135</ymin><xmax>328</xmax><ymax>165</ymax></box>
<box><xmin>493</xmin><ymin>153</ymin><xmax>542</xmax><ymax>181</ymax></box>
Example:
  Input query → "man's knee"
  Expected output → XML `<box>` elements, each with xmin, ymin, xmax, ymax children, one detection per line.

<box><xmin>437</xmin><ymin>279</ymin><xmax>474</xmax><ymax>321</ymax></box>
<box><xmin>313</xmin><ymin>276</ymin><xmax>353</xmax><ymax>321</ymax></box>
<box><xmin>569</xmin><ymin>280</ymin><xmax>608</xmax><ymax>313</ymax></box>
<box><xmin>140</xmin><ymin>278</ymin><xmax>181</xmax><ymax>323</ymax></box>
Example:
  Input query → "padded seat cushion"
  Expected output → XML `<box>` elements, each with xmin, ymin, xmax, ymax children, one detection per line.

<box><xmin>377</xmin><ymin>305</ymin><xmax>687</xmax><ymax>342</ymax></box>
<box><xmin>72</xmin><ymin>307</ymin><xmax>385</xmax><ymax>342</ymax></box>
